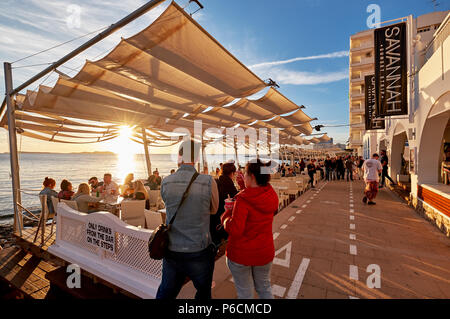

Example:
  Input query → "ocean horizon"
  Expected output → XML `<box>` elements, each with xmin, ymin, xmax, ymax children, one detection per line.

<box><xmin>0</xmin><ymin>152</ymin><xmax>275</xmax><ymax>223</ymax></box>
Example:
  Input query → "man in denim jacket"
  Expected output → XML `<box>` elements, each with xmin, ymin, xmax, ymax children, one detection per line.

<box><xmin>156</xmin><ymin>140</ymin><xmax>219</xmax><ymax>299</ymax></box>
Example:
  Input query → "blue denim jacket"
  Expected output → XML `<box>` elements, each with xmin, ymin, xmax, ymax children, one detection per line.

<box><xmin>39</xmin><ymin>187</ymin><xmax>58</xmax><ymax>215</ymax></box>
<box><xmin>161</xmin><ymin>165</ymin><xmax>214</xmax><ymax>253</ymax></box>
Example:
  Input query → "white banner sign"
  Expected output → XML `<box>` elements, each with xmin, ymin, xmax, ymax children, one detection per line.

<box><xmin>86</xmin><ymin>221</ymin><xmax>115</xmax><ymax>253</ymax></box>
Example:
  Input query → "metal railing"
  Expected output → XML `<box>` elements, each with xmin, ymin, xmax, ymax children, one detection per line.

<box><xmin>425</xmin><ymin>14</ymin><xmax>450</xmax><ymax>62</ymax></box>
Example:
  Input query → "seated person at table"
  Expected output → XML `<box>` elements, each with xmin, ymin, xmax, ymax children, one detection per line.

<box><xmin>88</xmin><ymin>177</ymin><xmax>103</xmax><ymax>195</ymax></box>
<box><xmin>39</xmin><ymin>177</ymin><xmax>58</xmax><ymax>215</ymax></box>
<box><xmin>285</xmin><ymin>168</ymin><xmax>296</xmax><ymax>177</ymax></box>
<box><xmin>101</xmin><ymin>173</ymin><xmax>119</xmax><ymax>196</ymax></box>
<box><xmin>72</xmin><ymin>183</ymin><xmax>101</xmax><ymax>213</ymax></box>
<box><xmin>146</xmin><ymin>170</ymin><xmax>162</xmax><ymax>190</ymax></box>
<box><xmin>120</xmin><ymin>173</ymin><xmax>135</xmax><ymax>197</ymax></box>
<box><xmin>132</xmin><ymin>180</ymin><xmax>150</xmax><ymax>210</ymax></box>
<box><xmin>58</xmin><ymin>179</ymin><xmax>74</xmax><ymax>200</ymax></box>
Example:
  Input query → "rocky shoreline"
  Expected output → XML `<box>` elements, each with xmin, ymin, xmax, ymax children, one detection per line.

<box><xmin>0</xmin><ymin>219</ymin><xmax>40</xmax><ymax>250</ymax></box>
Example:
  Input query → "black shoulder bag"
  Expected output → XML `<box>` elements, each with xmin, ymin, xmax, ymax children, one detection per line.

<box><xmin>148</xmin><ymin>172</ymin><xmax>199</xmax><ymax>260</ymax></box>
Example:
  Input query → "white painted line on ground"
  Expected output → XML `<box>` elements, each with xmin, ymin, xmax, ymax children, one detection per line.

<box><xmin>273</xmin><ymin>232</ymin><xmax>280</xmax><ymax>240</ymax></box>
<box><xmin>350</xmin><ymin>215</ymin><xmax>355</xmax><ymax>220</ymax></box>
<box><xmin>274</xmin><ymin>242</ymin><xmax>292</xmax><ymax>268</ymax></box>
<box><xmin>350</xmin><ymin>204</ymin><xmax>354</xmax><ymax>208</ymax></box>
<box><xmin>302</xmin><ymin>205</ymin><xmax>307</xmax><ymax>208</ymax></box>
<box><xmin>349</xmin><ymin>296</ymin><xmax>359</xmax><ymax>299</ymax></box>
<box><xmin>286</xmin><ymin>258</ymin><xmax>311</xmax><ymax>299</ymax></box>
<box><xmin>349</xmin><ymin>265</ymin><xmax>359</xmax><ymax>280</ymax></box>
<box><xmin>350</xmin><ymin>224</ymin><xmax>356</xmax><ymax>230</ymax></box>
<box><xmin>307</xmin><ymin>200</ymin><xmax>311</xmax><ymax>203</ymax></box>
<box><xmin>296</xmin><ymin>210</ymin><xmax>302</xmax><ymax>214</ymax></box>
<box><xmin>280</xmin><ymin>224</ymin><xmax>287</xmax><ymax>230</ymax></box>
<box><xmin>350</xmin><ymin>209</ymin><xmax>355</xmax><ymax>213</ymax></box>
<box><xmin>288</xmin><ymin>216</ymin><xmax>295</xmax><ymax>222</ymax></box>
<box><xmin>350</xmin><ymin>245</ymin><xmax>357</xmax><ymax>255</ymax></box>
<box><xmin>349</xmin><ymin>234</ymin><xmax>356</xmax><ymax>240</ymax></box>
<box><xmin>272</xmin><ymin>284</ymin><xmax>287</xmax><ymax>298</ymax></box>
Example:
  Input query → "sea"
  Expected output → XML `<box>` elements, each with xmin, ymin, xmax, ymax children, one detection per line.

<box><xmin>0</xmin><ymin>152</ymin><xmax>267</xmax><ymax>224</ymax></box>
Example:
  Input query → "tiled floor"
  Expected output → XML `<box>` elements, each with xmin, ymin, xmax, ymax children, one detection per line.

<box><xmin>207</xmin><ymin>179</ymin><xmax>450</xmax><ymax>299</ymax></box>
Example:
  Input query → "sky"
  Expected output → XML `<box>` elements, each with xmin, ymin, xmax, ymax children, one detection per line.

<box><xmin>0</xmin><ymin>0</ymin><xmax>448</xmax><ymax>154</ymax></box>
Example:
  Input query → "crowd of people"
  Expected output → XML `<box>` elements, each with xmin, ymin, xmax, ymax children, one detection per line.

<box><xmin>38</xmin><ymin>142</ymin><xmax>398</xmax><ymax>300</ymax></box>
<box><xmin>38</xmin><ymin>169</ymin><xmax>168</xmax><ymax>215</ymax></box>
<box><xmin>156</xmin><ymin>140</ymin><xmax>278</xmax><ymax>300</ymax></box>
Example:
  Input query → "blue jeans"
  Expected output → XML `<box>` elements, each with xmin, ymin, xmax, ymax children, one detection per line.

<box><xmin>346</xmin><ymin>169</ymin><xmax>353</xmax><ymax>181</ymax></box>
<box><xmin>156</xmin><ymin>245</ymin><xmax>215</xmax><ymax>300</ymax></box>
<box><xmin>331</xmin><ymin>170</ymin><xmax>337</xmax><ymax>180</ymax></box>
<box><xmin>227</xmin><ymin>258</ymin><xmax>274</xmax><ymax>299</ymax></box>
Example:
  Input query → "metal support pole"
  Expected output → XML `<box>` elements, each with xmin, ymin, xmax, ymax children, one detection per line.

<box><xmin>10</xmin><ymin>0</ymin><xmax>165</xmax><ymax>96</ymax></box>
<box><xmin>141</xmin><ymin>127</ymin><xmax>152</xmax><ymax>179</ymax></box>
<box><xmin>4</xmin><ymin>62</ymin><xmax>22</xmax><ymax>234</ymax></box>
<box><xmin>234</xmin><ymin>137</ymin><xmax>239</xmax><ymax>167</ymax></box>
<box><xmin>201</xmin><ymin>140</ymin><xmax>208</xmax><ymax>172</ymax></box>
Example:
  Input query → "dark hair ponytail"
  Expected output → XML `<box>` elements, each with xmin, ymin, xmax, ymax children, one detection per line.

<box><xmin>43</xmin><ymin>177</ymin><xmax>56</xmax><ymax>188</ymax></box>
<box><xmin>245</xmin><ymin>159</ymin><xmax>272</xmax><ymax>186</ymax></box>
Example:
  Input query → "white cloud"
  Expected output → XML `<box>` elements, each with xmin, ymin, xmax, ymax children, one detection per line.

<box><xmin>258</xmin><ymin>67</ymin><xmax>349</xmax><ymax>86</ymax></box>
<box><xmin>249</xmin><ymin>50</ymin><xmax>349</xmax><ymax>69</ymax></box>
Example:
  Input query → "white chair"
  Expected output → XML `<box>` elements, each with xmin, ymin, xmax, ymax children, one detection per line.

<box><xmin>51</xmin><ymin>196</ymin><xmax>60</xmax><ymax>215</ymax></box>
<box><xmin>34</xmin><ymin>195</ymin><xmax>49</xmax><ymax>245</ymax></box>
<box><xmin>121</xmin><ymin>200</ymin><xmax>145</xmax><ymax>227</ymax></box>
<box><xmin>61</xmin><ymin>199</ymin><xmax>79</xmax><ymax>211</ymax></box>
<box><xmin>144</xmin><ymin>210</ymin><xmax>164</xmax><ymax>230</ymax></box>
<box><xmin>149</xmin><ymin>190</ymin><xmax>162</xmax><ymax>208</ymax></box>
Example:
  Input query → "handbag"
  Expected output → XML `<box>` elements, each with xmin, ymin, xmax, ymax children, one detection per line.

<box><xmin>148</xmin><ymin>172</ymin><xmax>199</xmax><ymax>260</ymax></box>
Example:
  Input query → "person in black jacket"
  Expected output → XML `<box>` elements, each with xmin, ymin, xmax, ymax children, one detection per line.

<box><xmin>211</xmin><ymin>162</ymin><xmax>238</xmax><ymax>246</ymax></box>
<box><xmin>379</xmin><ymin>150</ymin><xmax>396</xmax><ymax>188</ymax></box>
<box><xmin>336</xmin><ymin>156</ymin><xmax>345</xmax><ymax>180</ymax></box>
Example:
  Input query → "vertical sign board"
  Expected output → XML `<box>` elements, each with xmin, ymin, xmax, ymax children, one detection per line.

<box><xmin>374</xmin><ymin>22</ymin><xmax>408</xmax><ymax>116</ymax></box>
<box><xmin>365</xmin><ymin>75</ymin><xmax>385</xmax><ymax>130</ymax></box>
<box><xmin>86</xmin><ymin>221</ymin><xmax>115</xmax><ymax>253</ymax></box>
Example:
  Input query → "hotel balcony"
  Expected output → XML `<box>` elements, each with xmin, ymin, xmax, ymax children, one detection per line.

<box><xmin>350</xmin><ymin>121</ymin><xmax>365</xmax><ymax>130</ymax></box>
<box><xmin>350</xmin><ymin>56</ymin><xmax>374</xmax><ymax>68</ymax></box>
<box><xmin>350</xmin><ymin>72</ymin><xmax>373</xmax><ymax>85</ymax></box>
<box><xmin>350</xmin><ymin>89</ymin><xmax>364</xmax><ymax>99</ymax></box>
<box><xmin>351</xmin><ymin>29</ymin><xmax>373</xmax><ymax>40</ymax></box>
<box><xmin>350</xmin><ymin>41</ymin><xmax>374</xmax><ymax>53</ymax></box>
<box><xmin>350</xmin><ymin>105</ymin><xmax>365</xmax><ymax>114</ymax></box>
<box><xmin>349</xmin><ymin>138</ymin><xmax>363</xmax><ymax>146</ymax></box>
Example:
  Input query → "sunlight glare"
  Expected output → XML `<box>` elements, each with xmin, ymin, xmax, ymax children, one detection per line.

<box><xmin>115</xmin><ymin>126</ymin><xmax>136</xmax><ymax>182</ymax></box>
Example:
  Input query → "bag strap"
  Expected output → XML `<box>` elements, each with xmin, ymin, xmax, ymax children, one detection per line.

<box><xmin>168</xmin><ymin>172</ymin><xmax>199</xmax><ymax>226</ymax></box>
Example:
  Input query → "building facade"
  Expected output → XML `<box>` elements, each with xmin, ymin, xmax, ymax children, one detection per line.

<box><xmin>348</xmin><ymin>11</ymin><xmax>450</xmax><ymax>236</ymax></box>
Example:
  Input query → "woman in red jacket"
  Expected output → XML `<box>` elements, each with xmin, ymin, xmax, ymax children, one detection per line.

<box><xmin>221</xmin><ymin>159</ymin><xmax>279</xmax><ymax>299</ymax></box>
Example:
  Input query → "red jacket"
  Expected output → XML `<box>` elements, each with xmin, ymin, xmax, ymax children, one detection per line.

<box><xmin>221</xmin><ymin>184</ymin><xmax>278</xmax><ymax>266</ymax></box>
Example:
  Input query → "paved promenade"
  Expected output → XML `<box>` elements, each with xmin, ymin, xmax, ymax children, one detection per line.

<box><xmin>203</xmin><ymin>179</ymin><xmax>450</xmax><ymax>299</ymax></box>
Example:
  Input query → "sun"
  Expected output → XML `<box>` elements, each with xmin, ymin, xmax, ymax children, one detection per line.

<box><xmin>114</xmin><ymin>126</ymin><xmax>137</xmax><ymax>182</ymax></box>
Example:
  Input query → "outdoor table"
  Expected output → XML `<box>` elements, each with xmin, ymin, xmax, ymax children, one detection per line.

<box><xmin>98</xmin><ymin>196</ymin><xmax>124</xmax><ymax>218</ymax></box>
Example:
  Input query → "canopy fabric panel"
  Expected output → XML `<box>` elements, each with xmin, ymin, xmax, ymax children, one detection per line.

<box><xmin>251</xmin><ymin>88</ymin><xmax>311</xmax><ymax>121</ymax></box>
<box><xmin>127</xmin><ymin>1</ymin><xmax>266</xmax><ymax>98</ymax></box>
<box><xmin>318</xmin><ymin>133</ymin><xmax>331</xmax><ymax>142</ymax></box>
<box><xmin>3</xmin><ymin>1</ymin><xmax>322</xmax><ymax>148</ymax></box>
